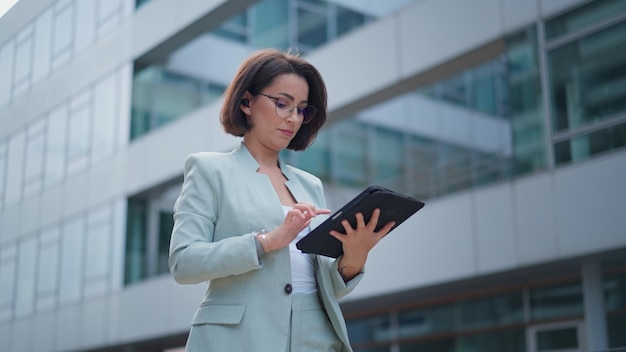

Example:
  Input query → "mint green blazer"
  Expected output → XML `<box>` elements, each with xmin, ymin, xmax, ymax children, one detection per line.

<box><xmin>169</xmin><ymin>142</ymin><xmax>363</xmax><ymax>352</ymax></box>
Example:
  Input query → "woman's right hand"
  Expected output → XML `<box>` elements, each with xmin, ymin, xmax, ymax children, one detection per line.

<box><xmin>263</xmin><ymin>203</ymin><xmax>330</xmax><ymax>252</ymax></box>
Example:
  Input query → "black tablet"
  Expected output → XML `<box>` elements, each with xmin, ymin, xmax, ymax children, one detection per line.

<box><xmin>296</xmin><ymin>185</ymin><xmax>425</xmax><ymax>258</ymax></box>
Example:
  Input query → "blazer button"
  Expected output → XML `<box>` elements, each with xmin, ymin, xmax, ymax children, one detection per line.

<box><xmin>284</xmin><ymin>284</ymin><xmax>293</xmax><ymax>294</ymax></box>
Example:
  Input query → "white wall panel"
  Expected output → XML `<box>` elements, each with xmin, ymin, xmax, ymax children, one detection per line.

<box><xmin>19</xmin><ymin>196</ymin><xmax>41</xmax><ymax>237</ymax></box>
<box><xmin>44</xmin><ymin>104</ymin><xmax>68</xmax><ymax>186</ymax></box>
<box><xmin>52</xmin><ymin>2</ymin><xmax>74</xmax><ymax>69</ymax></box>
<box><xmin>78</xmin><ymin>296</ymin><xmax>109</xmax><ymax>349</ymax></box>
<box><xmin>554</xmin><ymin>153</ymin><xmax>626</xmax><ymax>257</ymax></box>
<box><xmin>62</xmin><ymin>173</ymin><xmax>89</xmax><ymax>219</ymax></box>
<box><xmin>54</xmin><ymin>305</ymin><xmax>80</xmax><ymax>351</ymax></box>
<box><xmin>398</xmin><ymin>0</ymin><xmax>502</xmax><ymax>79</ymax></box>
<box><xmin>13</xmin><ymin>25</ymin><xmax>33</xmax><ymax>98</ymax></box>
<box><xmin>474</xmin><ymin>184</ymin><xmax>518</xmax><ymax>273</ymax></box>
<box><xmin>39</xmin><ymin>185</ymin><xmax>63</xmax><ymax>229</ymax></box>
<box><xmin>352</xmin><ymin>193</ymin><xmax>477</xmax><ymax>299</ymax></box>
<box><xmin>500</xmin><ymin>0</ymin><xmax>538</xmax><ymax>34</ymax></box>
<box><xmin>0</xmin><ymin>206</ymin><xmax>19</xmax><ymax>245</ymax></box>
<box><xmin>32</xmin><ymin>9</ymin><xmax>53</xmax><ymax>85</ymax></box>
<box><xmin>59</xmin><ymin>217</ymin><xmax>84</xmax><ymax>305</ymax></box>
<box><xmin>92</xmin><ymin>73</ymin><xmax>117</xmax><ymax>162</ymax></box>
<box><xmin>0</xmin><ymin>141</ymin><xmax>7</xmax><ymax>210</ymax></box>
<box><xmin>37</xmin><ymin>227</ymin><xmax>60</xmax><ymax>312</ymax></box>
<box><xmin>9</xmin><ymin>318</ymin><xmax>31</xmax><ymax>352</ymax></box>
<box><xmin>0</xmin><ymin>322</ymin><xmax>10</xmax><ymax>351</ymax></box>
<box><xmin>67</xmin><ymin>91</ymin><xmax>92</xmax><ymax>175</ymax></box>
<box><xmin>116</xmin><ymin>64</ymin><xmax>132</xmax><ymax>150</ymax></box>
<box><xmin>14</xmin><ymin>236</ymin><xmax>37</xmax><ymax>318</ymax></box>
<box><xmin>540</xmin><ymin>0</ymin><xmax>588</xmax><ymax>18</ymax></box>
<box><xmin>5</xmin><ymin>131</ymin><xmax>25</xmax><ymax>205</ymax></box>
<box><xmin>0</xmin><ymin>245</ymin><xmax>17</xmax><ymax>322</ymax></box>
<box><xmin>74</xmin><ymin>0</ymin><xmax>97</xmax><ymax>55</ymax></box>
<box><xmin>311</xmin><ymin>18</ymin><xmax>400</xmax><ymax>110</ymax></box>
<box><xmin>0</xmin><ymin>39</ymin><xmax>14</xmax><ymax>107</ymax></box>
<box><xmin>32</xmin><ymin>311</ymin><xmax>56</xmax><ymax>352</ymax></box>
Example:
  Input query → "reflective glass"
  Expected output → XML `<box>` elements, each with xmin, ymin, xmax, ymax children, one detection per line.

<box><xmin>298</xmin><ymin>7</ymin><xmax>328</xmax><ymax>49</ymax></box>
<box><xmin>372</xmin><ymin>127</ymin><xmax>404</xmax><ymax>191</ymax></box>
<box><xmin>457</xmin><ymin>329</ymin><xmax>526</xmax><ymax>352</ymax></box>
<box><xmin>346</xmin><ymin>314</ymin><xmax>391</xmax><ymax>345</ymax></box>
<box><xmin>548</xmin><ymin>20</ymin><xmax>626</xmax><ymax>132</ymax></box>
<box><xmin>125</xmin><ymin>199</ymin><xmax>147</xmax><ymax>285</ymax></box>
<box><xmin>254</xmin><ymin>0</ymin><xmax>289</xmax><ymax>49</ymax></box>
<box><xmin>59</xmin><ymin>217</ymin><xmax>85</xmax><ymax>304</ymax></box>
<box><xmin>158</xmin><ymin>212</ymin><xmax>174</xmax><ymax>274</ymax></box>
<box><xmin>536</xmin><ymin>327</ymin><xmax>578</xmax><ymax>350</ymax></box>
<box><xmin>458</xmin><ymin>292</ymin><xmax>524</xmax><ymax>330</ymax></box>
<box><xmin>506</xmin><ymin>26</ymin><xmax>546</xmax><ymax>175</ymax></box>
<box><xmin>607</xmin><ymin>314</ymin><xmax>626</xmax><ymax>348</ymax></box>
<box><xmin>554</xmin><ymin>121</ymin><xmax>626</xmax><ymax>164</ymax></box>
<box><xmin>336</xmin><ymin>5</ymin><xmax>368</xmax><ymax>37</ymax></box>
<box><xmin>333</xmin><ymin>120</ymin><xmax>367</xmax><ymax>187</ymax></box>
<box><xmin>545</xmin><ymin>0</ymin><xmax>626</xmax><ymax>40</ymax></box>
<box><xmin>604</xmin><ymin>273</ymin><xmax>626</xmax><ymax>311</ymax></box>
<box><xmin>398</xmin><ymin>304</ymin><xmax>455</xmax><ymax>338</ymax></box>
<box><xmin>529</xmin><ymin>282</ymin><xmax>583</xmax><ymax>321</ymax></box>
<box><xmin>292</xmin><ymin>130</ymin><xmax>330</xmax><ymax>181</ymax></box>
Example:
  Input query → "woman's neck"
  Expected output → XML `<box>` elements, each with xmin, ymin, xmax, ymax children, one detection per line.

<box><xmin>243</xmin><ymin>140</ymin><xmax>280</xmax><ymax>170</ymax></box>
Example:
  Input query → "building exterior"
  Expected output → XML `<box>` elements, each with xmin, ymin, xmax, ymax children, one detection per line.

<box><xmin>0</xmin><ymin>0</ymin><xmax>625</xmax><ymax>351</ymax></box>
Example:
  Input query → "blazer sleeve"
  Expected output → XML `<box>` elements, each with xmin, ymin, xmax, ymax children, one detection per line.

<box><xmin>168</xmin><ymin>154</ymin><xmax>262</xmax><ymax>284</ymax></box>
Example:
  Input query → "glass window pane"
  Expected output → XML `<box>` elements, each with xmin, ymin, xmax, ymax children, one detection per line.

<box><xmin>536</xmin><ymin>327</ymin><xmax>578</xmax><ymax>350</ymax></box>
<box><xmin>607</xmin><ymin>314</ymin><xmax>626</xmax><ymax>348</ymax></box>
<box><xmin>399</xmin><ymin>304</ymin><xmax>455</xmax><ymax>338</ymax></box>
<box><xmin>158</xmin><ymin>211</ymin><xmax>174</xmax><ymax>274</ymax></box>
<box><xmin>604</xmin><ymin>272</ymin><xmax>626</xmax><ymax>311</ymax></box>
<box><xmin>505</xmin><ymin>26</ymin><xmax>546</xmax><ymax>175</ymax></box>
<box><xmin>125</xmin><ymin>199</ymin><xmax>147</xmax><ymax>285</ymax></box>
<box><xmin>336</xmin><ymin>5</ymin><xmax>367</xmax><ymax>37</ymax></box>
<box><xmin>459</xmin><ymin>292</ymin><xmax>524</xmax><ymax>330</ymax></box>
<box><xmin>530</xmin><ymin>282</ymin><xmax>583</xmax><ymax>321</ymax></box>
<box><xmin>554</xmin><ymin>121</ymin><xmax>626</xmax><ymax>165</ymax></box>
<box><xmin>545</xmin><ymin>0</ymin><xmax>626</xmax><ymax>40</ymax></box>
<box><xmin>400</xmin><ymin>337</ymin><xmax>455</xmax><ymax>352</ymax></box>
<box><xmin>372</xmin><ymin>127</ymin><xmax>404</xmax><ymax>191</ymax></box>
<box><xmin>548</xmin><ymin>20</ymin><xmax>626</xmax><ymax>132</ymax></box>
<box><xmin>346</xmin><ymin>314</ymin><xmax>391</xmax><ymax>345</ymax></box>
<box><xmin>458</xmin><ymin>329</ymin><xmax>526</xmax><ymax>352</ymax></box>
<box><xmin>292</xmin><ymin>130</ymin><xmax>330</xmax><ymax>181</ymax></box>
<box><xmin>333</xmin><ymin>120</ymin><xmax>367</xmax><ymax>187</ymax></box>
<box><xmin>298</xmin><ymin>7</ymin><xmax>328</xmax><ymax>49</ymax></box>
<box><xmin>253</xmin><ymin>0</ymin><xmax>289</xmax><ymax>49</ymax></box>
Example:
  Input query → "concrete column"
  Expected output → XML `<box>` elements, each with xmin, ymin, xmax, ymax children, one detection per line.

<box><xmin>582</xmin><ymin>259</ymin><xmax>608</xmax><ymax>350</ymax></box>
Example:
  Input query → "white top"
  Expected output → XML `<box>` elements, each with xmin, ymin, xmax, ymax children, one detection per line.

<box><xmin>283</xmin><ymin>205</ymin><xmax>317</xmax><ymax>294</ymax></box>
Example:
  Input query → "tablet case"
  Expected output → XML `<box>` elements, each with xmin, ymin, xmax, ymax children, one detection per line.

<box><xmin>296</xmin><ymin>185</ymin><xmax>425</xmax><ymax>258</ymax></box>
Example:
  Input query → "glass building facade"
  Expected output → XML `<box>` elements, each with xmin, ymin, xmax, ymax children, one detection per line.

<box><xmin>0</xmin><ymin>0</ymin><xmax>625</xmax><ymax>351</ymax></box>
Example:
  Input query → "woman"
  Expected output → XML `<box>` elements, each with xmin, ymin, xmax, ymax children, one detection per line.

<box><xmin>169</xmin><ymin>49</ymin><xmax>395</xmax><ymax>352</ymax></box>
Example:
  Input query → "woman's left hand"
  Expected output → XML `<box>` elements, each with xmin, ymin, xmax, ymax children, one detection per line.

<box><xmin>329</xmin><ymin>208</ymin><xmax>395</xmax><ymax>281</ymax></box>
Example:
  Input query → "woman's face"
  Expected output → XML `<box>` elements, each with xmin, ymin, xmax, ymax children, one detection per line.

<box><xmin>242</xmin><ymin>73</ymin><xmax>310</xmax><ymax>152</ymax></box>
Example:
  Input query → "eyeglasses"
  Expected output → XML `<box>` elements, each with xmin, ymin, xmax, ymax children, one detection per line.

<box><xmin>259</xmin><ymin>93</ymin><xmax>317</xmax><ymax>124</ymax></box>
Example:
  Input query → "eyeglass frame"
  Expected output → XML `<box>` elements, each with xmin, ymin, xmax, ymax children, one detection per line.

<box><xmin>258</xmin><ymin>93</ymin><xmax>317</xmax><ymax>124</ymax></box>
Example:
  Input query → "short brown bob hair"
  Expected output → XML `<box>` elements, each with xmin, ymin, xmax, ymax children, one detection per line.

<box><xmin>221</xmin><ymin>49</ymin><xmax>328</xmax><ymax>151</ymax></box>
